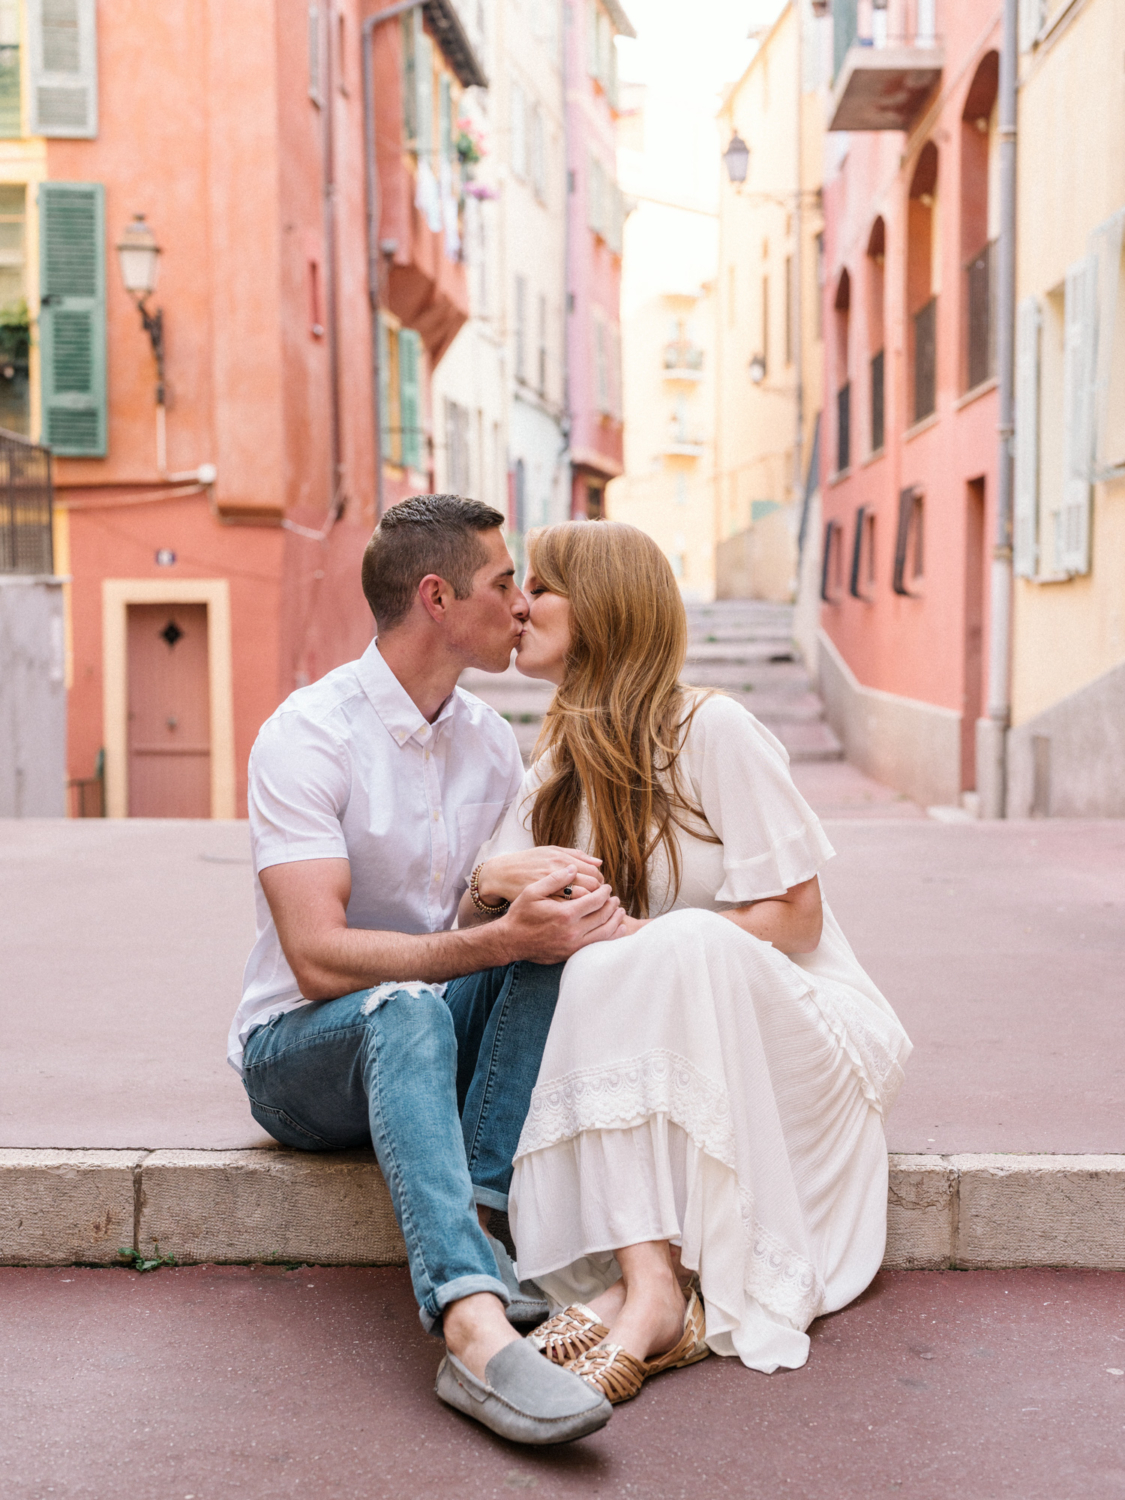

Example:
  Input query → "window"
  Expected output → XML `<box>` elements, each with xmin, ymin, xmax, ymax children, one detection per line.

<box><xmin>761</xmin><ymin>275</ymin><xmax>769</xmax><ymax>376</ymax></box>
<box><xmin>0</xmin><ymin>183</ymin><xmax>27</xmax><ymax>433</ymax></box>
<box><xmin>820</xmin><ymin>519</ymin><xmax>844</xmax><ymax>602</ymax></box>
<box><xmin>537</xmin><ymin>293</ymin><xmax>547</xmax><ymax>395</ymax></box>
<box><xmin>510</xmin><ymin>78</ymin><xmax>527</xmax><ymax>179</ymax></box>
<box><xmin>834</xmin><ymin>268</ymin><xmax>850</xmax><ymax>470</ymax></box>
<box><xmin>866</xmin><ymin>217</ymin><xmax>886</xmax><ymax>452</ymax></box>
<box><xmin>28</xmin><ymin>0</ymin><xmax>98</xmax><ymax>138</ymax></box>
<box><xmin>870</xmin><ymin>350</ymin><xmax>885</xmax><ymax>453</ymax></box>
<box><xmin>908</xmin><ymin>142</ymin><xmax>939</xmax><ymax>423</ymax></box>
<box><xmin>378</xmin><ymin>319</ymin><xmax>424</xmax><ymax>471</ymax></box>
<box><xmin>587</xmin><ymin>154</ymin><xmax>606</xmax><ymax>238</ymax></box>
<box><xmin>784</xmin><ymin>255</ymin><xmax>793</xmax><ymax>366</ymax></box>
<box><xmin>403</xmin><ymin>11</ymin><xmax>433</xmax><ymax>157</ymax></box>
<box><xmin>836</xmin><ymin>382</ymin><xmax>851</xmax><ymax>473</ymax></box>
<box><xmin>445</xmin><ymin>398</ymin><xmax>470</xmax><ymax>493</ymax></box>
<box><xmin>0</xmin><ymin>0</ymin><xmax>21</xmax><ymax>135</ymax></box>
<box><xmin>961</xmin><ymin>54</ymin><xmax>999</xmax><ymax>392</ymax></box>
<box><xmin>893</xmin><ymin>488</ymin><xmax>924</xmax><ymax>594</ymax></box>
<box><xmin>849</xmin><ymin>506</ymin><xmax>874</xmax><ymax>599</ymax></box>
<box><xmin>815</xmin><ymin>232</ymin><xmax>825</xmax><ymax>340</ymax></box>
<box><xmin>514</xmin><ymin>274</ymin><xmax>527</xmax><ymax>381</ymax></box>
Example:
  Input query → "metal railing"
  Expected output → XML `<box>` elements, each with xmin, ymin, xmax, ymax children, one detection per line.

<box><xmin>912</xmin><ymin>298</ymin><xmax>937</xmax><ymax>424</ymax></box>
<box><xmin>836</xmin><ymin>381</ymin><xmax>851</xmax><ymax>472</ymax></box>
<box><xmin>965</xmin><ymin>240</ymin><xmax>997</xmax><ymax>392</ymax></box>
<box><xmin>870</xmin><ymin>349</ymin><xmax>885</xmax><ymax>453</ymax></box>
<box><xmin>663</xmin><ymin>342</ymin><xmax>704</xmax><ymax>373</ymax></box>
<box><xmin>0</xmin><ymin>428</ymin><xmax>53</xmax><ymax>574</ymax></box>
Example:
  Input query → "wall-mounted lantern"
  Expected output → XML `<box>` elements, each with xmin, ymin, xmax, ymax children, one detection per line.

<box><xmin>722</xmin><ymin>132</ymin><xmax>750</xmax><ymax>185</ymax></box>
<box><xmin>749</xmin><ymin>354</ymin><xmax>766</xmax><ymax>384</ymax></box>
<box><xmin>115</xmin><ymin>214</ymin><xmax>165</xmax><ymax>405</ymax></box>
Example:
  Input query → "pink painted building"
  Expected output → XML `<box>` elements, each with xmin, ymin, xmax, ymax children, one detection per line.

<box><xmin>564</xmin><ymin>0</ymin><xmax>631</xmax><ymax>518</ymax></box>
<box><xmin>816</xmin><ymin>0</ymin><xmax>1001</xmax><ymax>809</ymax></box>
<box><xmin>32</xmin><ymin>0</ymin><xmax>483</xmax><ymax>819</ymax></box>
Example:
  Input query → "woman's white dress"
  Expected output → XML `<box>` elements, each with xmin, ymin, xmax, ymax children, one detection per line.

<box><xmin>482</xmin><ymin>694</ymin><xmax>912</xmax><ymax>1374</ymax></box>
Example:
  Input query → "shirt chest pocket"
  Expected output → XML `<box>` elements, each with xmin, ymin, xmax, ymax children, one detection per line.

<box><xmin>455</xmin><ymin>801</ymin><xmax>508</xmax><ymax>881</ymax></box>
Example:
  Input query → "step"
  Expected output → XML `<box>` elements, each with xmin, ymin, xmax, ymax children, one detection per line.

<box><xmin>2</xmin><ymin>1149</ymin><xmax>1122</xmax><ymax>1273</ymax></box>
<box><xmin>770</xmin><ymin>718</ymin><xmax>845</xmax><ymax>762</ymax></box>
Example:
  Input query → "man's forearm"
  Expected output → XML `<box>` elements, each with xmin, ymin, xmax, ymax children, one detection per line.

<box><xmin>295</xmin><ymin>921</ymin><xmax>514</xmax><ymax>1001</ymax></box>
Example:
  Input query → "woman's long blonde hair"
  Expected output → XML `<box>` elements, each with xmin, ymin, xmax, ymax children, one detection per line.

<box><xmin>528</xmin><ymin>521</ymin><xmax>710</xmax><ymax>918</ymax></box>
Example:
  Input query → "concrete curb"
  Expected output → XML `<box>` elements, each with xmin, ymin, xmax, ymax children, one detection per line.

<box><xmin>2</xmin><ymin>1149</ymin><xmax>1123</xmax><ymax>1270</ymax></box>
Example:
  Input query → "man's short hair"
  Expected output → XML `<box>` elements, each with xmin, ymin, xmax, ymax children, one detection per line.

<box><xmin>361</xmin><ymin>493</ymin><xmax>507</xmax><ymax>632</ymax></box>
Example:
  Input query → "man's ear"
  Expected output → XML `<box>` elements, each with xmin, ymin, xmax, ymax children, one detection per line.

<box><xmin>417</xmin><ymin>573</ymin><xmax>449</xmax><ymax>625</ymax></box>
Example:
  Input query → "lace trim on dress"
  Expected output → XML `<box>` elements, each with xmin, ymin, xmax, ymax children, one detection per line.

<box><xmin>515</xmin><ymin>1049</ymin><xmax>825</xmax><ymax>1329</ymax></box>
<box><xmin>795</xmin><ymin>988</ymin><xmax>906</xmax><ymax>1118</ymax></box>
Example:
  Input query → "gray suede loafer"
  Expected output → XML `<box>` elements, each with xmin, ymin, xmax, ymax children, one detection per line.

<box><xmin>485</xmin><ymin>1231</ymin><xmax>550</xmax><ymax>1324</ymax></box>
<box><xmin>435</xmin><ymin>1338</ymin><xmax>612</xmax><ymax>1445</ymax></box>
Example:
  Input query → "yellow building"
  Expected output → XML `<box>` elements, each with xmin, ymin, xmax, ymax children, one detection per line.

<box><xmin>714</xmin><ymin>0</ymin><xmax>825</xmax><ymax>612</ymax></box>
<box><xmin>1006</xmin><ymin>0</ymin><xmax>1125</xmax><ymax>815</ymax></box>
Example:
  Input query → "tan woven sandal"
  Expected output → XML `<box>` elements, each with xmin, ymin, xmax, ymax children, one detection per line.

<box><xmin>527</xmin><ymin>1304</ymin><xmax>610</xmax><ymax>1365</ymax></box>
<box><xmin>568</xmin><ymin>1288</ymin><xmax>710</xmax><ymax>1405</ymax></box>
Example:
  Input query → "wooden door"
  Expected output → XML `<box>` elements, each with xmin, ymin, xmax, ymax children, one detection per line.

<box><xmin>127</xmin><ymin>603</ymin><xmax>211</xmax><ymax>817</ymax></box>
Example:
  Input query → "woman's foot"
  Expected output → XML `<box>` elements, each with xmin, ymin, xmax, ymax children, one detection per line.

<box><xmin>600</xmin><ymin>1261</ymin><xmax>686</xmax><ymax>1365</ymax></box>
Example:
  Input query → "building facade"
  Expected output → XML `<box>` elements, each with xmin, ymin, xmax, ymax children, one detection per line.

<box><xmin>564</xmin><ymin>0</ymin><xmax>630</xmax><ymax>520</ymax></box>
<box><xmin>715</xmin><ymin>1</ymin><xmax>825</xmax><ymax>607</ymax></box>
<box><xmin>25</xmin><ymin>0</ymin><xmax>482</xmax><ymax>818</ymax></box>
<box><xmin>815</xmin><ymin>0</ymin><xmax>1002</xmax><ymax>809</ymax></box>
<box><xmin>1005</xmin><ymin>0</ymin><xmax>1125</xmax><ymax>816</ymax></box>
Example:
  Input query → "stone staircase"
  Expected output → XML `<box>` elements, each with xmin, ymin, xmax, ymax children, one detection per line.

<box><xmin>460</xmin><ymin>599</ymin><xmax>842</xmax><ymax>765</ymax></box>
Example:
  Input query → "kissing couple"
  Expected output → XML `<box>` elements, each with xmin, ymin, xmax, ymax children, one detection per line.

<box><xmin>227</xmin><ymin>494</ymin><xmax>911</xmax><ymax>1445</ymax></box>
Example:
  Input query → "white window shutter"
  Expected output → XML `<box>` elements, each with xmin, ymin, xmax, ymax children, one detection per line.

<box><xmin>28</xmin><ymin>0</ymin><xmax>97</xmax><ymax>138</ymax></box>
<box><xmin>415</xmin><ymin>20</ymin><xmax>433</xmax><ymax>161</ymax></box>
<box><xmin>1012</xmin><ymin>295</ymin><xmax>1040</xmax><ymax>578</ymax></box>
<box><xmin>1059</xmin><ymin>258</ymin><xmax>1095</xmax><ymax>575</ymax></box>
<box><xmin>1088</xmin><ymin>207</ymin><xmax>1125</xmax><ymax>477</ymax></box>
<box><xmin>1018</xmin><ymin>0</ymin><xmax>1043</xmax><ymax>52</ymax></box>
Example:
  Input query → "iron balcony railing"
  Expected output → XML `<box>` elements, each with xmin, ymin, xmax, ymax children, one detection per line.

<box><xmin>663</xmin><ymin>342</ymin><xmax>704</xmax><ymax>374</ymax></box>
<box><xmin>836</xmin><ymin>381</ymin><xmax>851</xmax><ymax>472</ymax></box>
<box><xmin>0</xmin><ymin>428</ymin><xmax>53</xmax><ymax>575</ymax></box>
<box><xmin>913</xmin><ymin>297</ymin><xmax>937</xmax><ymax>424</ymax></box>
<box><xmin>965</xmin><ymin>240</ymin><xmax>997</xmax><ymax>392</ymax></box>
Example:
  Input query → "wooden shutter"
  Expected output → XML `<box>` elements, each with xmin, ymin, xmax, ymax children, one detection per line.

<box><xmin>377</xmin><ymin>315</ymin><xmax>391</xmax><ymax>466</ymax></box>
<box><xmin>38</xmin><ymin>181</ymin><xmax>106</xmax><ymax>457</ymax></box>
<box><xmin>0</xmin><ymin>0</ymin><xmax>20</xmax><ymax>139</ymax></box>
<box><xmin>1012</xmin><ymin>295</ymin><xmax>1040</xmax><ymax>578</ymax></box>
<box><xmin>1089</xmin><ymin>208</ymin><xmax>1125</xmax><ymax>476</ymax></box>
<box><xmin>28</xmin><ymin>0</ymin><xmax>97</xmax><ymax>138</ymax></box>
<box><xmin>1018</xmin><ymin>0</ymin><xmax>1043</xmax><ymax>52</ymax></box>
<box><xmin>439</xmin><ymin>74</ymin><xmax>452</xmax><ymax>163</ymax></box>
<box><xmin>1059</xmin><ymin>258</ymin><xmax>1095</xmax><ymax>575</ymax></box>
<box><xmin>399</xmin><ymin>328</ymin><xmax>422</xmax><ymax>471</ymax></box>
<box><xmin>415</xmin><ymin>22</ymin><xmax>433</xmax><ymax>161</ymax></box>
<box><xmin>402</xmin><ymin>13</ymin><xmax>416</xmax><ymax>142</ymax></box>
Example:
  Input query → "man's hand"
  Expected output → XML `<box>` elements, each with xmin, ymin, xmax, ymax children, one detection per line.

<box><xmin>475</xmin><ymin>847</ymin><xmax>603</xmax><ymax>905</ymax></box>
<box><xmin>497</xmin><ymin>865</ymin><xmax>626</xmax><ymax>964</ymax></box>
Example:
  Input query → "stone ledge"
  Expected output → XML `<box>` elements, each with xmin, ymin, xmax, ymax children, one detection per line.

<box><xmin>1</xmin><ymin>1150</ymin><xmax>1122</xmax><ymax>1271</ymax></box>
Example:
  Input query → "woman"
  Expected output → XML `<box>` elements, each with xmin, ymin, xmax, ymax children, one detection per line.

<box><xmin>465</xmin><ymin>521</ymin><xmax>911</xmax><ymax>1403</ymax></box>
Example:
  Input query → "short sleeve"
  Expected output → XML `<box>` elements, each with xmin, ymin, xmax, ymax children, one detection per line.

<box><xmin>682</xmin><ymin>694</ymin><xmax>835</xmax><ymax>904</ymax></box>
<box><xmin>248</xmin><ymin>710</ymin><xmax>351</xmax><ymax>874</ymax></box>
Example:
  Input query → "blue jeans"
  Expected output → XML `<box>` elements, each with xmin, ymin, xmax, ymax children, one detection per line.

<box><xmin>240</xmin><ymin>961</ymin><xmax>562</xmax><ymax>1331</ymax></box>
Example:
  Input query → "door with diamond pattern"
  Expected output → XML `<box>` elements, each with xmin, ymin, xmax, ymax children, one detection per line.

<box><xmin>126</xmin><ymin>603</ymin><xmax>211</xmax><ymax>817</ymax></box>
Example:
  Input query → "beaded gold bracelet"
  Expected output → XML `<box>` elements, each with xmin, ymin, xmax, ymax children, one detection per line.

<box><xmin>470</xmin><ymin>862</ymin><xmax>509</xmax><ymax>916</ymax></box>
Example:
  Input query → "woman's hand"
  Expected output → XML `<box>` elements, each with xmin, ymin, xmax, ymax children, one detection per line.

<box><xmin>617</xmin><ymin>914</ymin><xmax>649</xmax><ymax>937</ymax></box>
<box><xmin>475</xmin><ymin>848</ymin><xmax>603</xmax><ymax>906</ymax></box>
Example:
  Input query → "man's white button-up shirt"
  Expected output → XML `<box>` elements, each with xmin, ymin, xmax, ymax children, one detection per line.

<box><xmin>228</xmin><ymin>639</ymin><xmax>523</xmax><ymax>1072</ymax></box>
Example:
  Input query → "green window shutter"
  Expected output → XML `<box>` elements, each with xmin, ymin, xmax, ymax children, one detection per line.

<box><xmin>377</xmin><ymin>315</ymin><xmax>391</xmax><ymax>465</ymax></box>
<box><xmin>1012</xmin><ymin>295</ymin><xmax>1040</xmax><ymax>578</ymax></box>
<box><xmin>439</xmin><ymin>75</ymin><xmax>452</xmax><ymax>163</ymax></box>
<box><xmin>28</xmin><ymin>0</ymin><xmax>98</xmax><ymax>138</ymax></box>
<box><xmin>399</xmin><ymin>328</ymin><xmax>422</xmax><ymax>471</ymax></box>
<box><xmin>401</xmin><ymin>12</ymin><xmax>416</xmax><ymax>143</ymax></box>
<box><xmin>38</xmin><ymin>181</ymin><xmax>106</xmax><ymax>456</ymax></box>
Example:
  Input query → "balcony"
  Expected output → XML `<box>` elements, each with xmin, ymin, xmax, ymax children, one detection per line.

<box><xmin>0</xmin><ymin>429</ymin><xmax>53</xmax><ymax>575</ymax></box>
<box><xmin>829</xmin><ymin>44</ymin><xmax>942</xmax><ymax>132</ymax></box>
<box><xmin>663</xmin><ymin>342</ymin><xmax>704</xmax><ymax>381</ymax></box>
<box><xmin>664</xmin><ymin>422</ymin><xmax>705</xmax><ymax>458</ymax></box>
<box><xmin>828</xmin><ymin>0</ymin><xmax>942</xmax><ymax>135</ymax></box>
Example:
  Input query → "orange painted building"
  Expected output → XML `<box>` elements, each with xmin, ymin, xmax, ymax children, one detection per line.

<box><xmin>15</xmin><ymin>0</ymin><xmax>484</xmax><ymax>817</ymax></box>
<box><xmin>816</xmin><ymin>0</ymin><xmax>1001</xmax><ymax>809</ymax></box>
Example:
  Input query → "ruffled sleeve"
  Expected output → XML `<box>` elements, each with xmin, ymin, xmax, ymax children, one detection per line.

<box><xmin>681</xmin><ymin>694</ymin><xmax>835</xmax><ymax>904</ymax></box>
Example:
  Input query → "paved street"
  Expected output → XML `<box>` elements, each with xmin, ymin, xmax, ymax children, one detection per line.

<box><xmin>3</xmin><ymin>1265</ymin><xmax>1124</xmax><ymax>1500</ymax></box>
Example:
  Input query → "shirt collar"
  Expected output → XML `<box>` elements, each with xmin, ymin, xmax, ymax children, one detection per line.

<box><xmin>356</xmin><ymin>638</ymin><xmax>458</xmax><ymax>749</ymax></box>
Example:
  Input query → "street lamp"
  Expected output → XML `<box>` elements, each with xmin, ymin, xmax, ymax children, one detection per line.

<box><xmin>115</xmin><ymin>214</ymin><xmax>165</xmax><ymax>405</ymax></box>
<box><xmin>722</xmin><ymin>132</ymin><xmax>750</xmax><ymax>185</ymax></box>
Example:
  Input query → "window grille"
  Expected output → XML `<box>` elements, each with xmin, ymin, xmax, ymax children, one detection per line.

<box><xmin>913</xmin><ymin>297</ymin><xmax>936</xmax><ymax>422</ymax></box>
<box><xmin>0</xmin><ymin>428</ymin><xmax>53</xmax><ymax>574</ymax></box>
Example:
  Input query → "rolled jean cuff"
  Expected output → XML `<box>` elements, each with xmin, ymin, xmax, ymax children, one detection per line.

<box><xmin>418</xmin><ymin>1273</ymin><xmax>511</xmax><ymax>1335</ymax></box>
<box><xmin>472</xmin><ymin>1185</ymin><xmax>509</xmax><ymax>1213</ymax></box>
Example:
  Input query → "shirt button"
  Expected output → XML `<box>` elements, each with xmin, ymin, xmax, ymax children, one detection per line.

<box><xmin>433</xmin><ymin>811</ymin><xmax>439</xmax><ymax>822</ymax></box>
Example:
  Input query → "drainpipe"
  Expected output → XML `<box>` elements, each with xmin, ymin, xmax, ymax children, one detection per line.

<box><xmin>324</xmin><ymin>0</ymin><xmax>344</xmax><ymax>519</ymax></box>
<box><xmin>978</xmin><ymin>0</ymin><xmax>1018</xmax><ymax>817</ymax></box>
<box><xmin>363</xmin><ymin>0</ymin><xmax>426</xmax><ymax>518</ymax></box>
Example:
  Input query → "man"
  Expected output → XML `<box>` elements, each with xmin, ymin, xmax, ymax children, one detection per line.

<box><xmin>227</xmin><ymin>495</ymin><xmax>622</xmax><ymax>1444</ymax></box>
